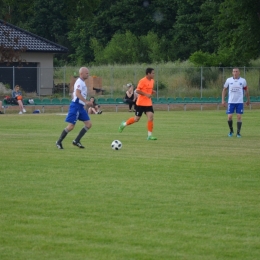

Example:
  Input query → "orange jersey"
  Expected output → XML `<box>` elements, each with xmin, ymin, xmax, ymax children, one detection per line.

<box><xmin>136</xmin><ymin>76</ymin><xmax>154</xmax><ymax>106</ymax></box>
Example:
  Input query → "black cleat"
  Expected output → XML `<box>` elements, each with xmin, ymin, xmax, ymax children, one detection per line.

<box><xmin>56</xmin><ymin>141</ymin><xmax>64</xmax><ymax>149</ymax></box>
<box><xmin>72</xmin><ymin>140</ymin><xmax>85</xmax><ymax>148</ymax></box>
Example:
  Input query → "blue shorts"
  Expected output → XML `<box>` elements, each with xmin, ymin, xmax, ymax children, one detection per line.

<box><xmin>226</xmin><ymin>103</ymin><xmax>244</xmax><ymax>114</ymax></box>
<box><xmin>65</xmin><ymin>102</ymin><xmax>90</xmax><ymax>124</ymax></box>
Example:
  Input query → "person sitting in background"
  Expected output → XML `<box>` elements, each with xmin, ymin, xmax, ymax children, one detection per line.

<box><xmin>87</xmin><ymin>97</ymin><xmax>102</xmax><ymax>114</ymax></box>
<box><xmin>0</xmin><ymin>100</ymin><xmax>4</xmax><ymax>114</ymax></box>
<box><xmin>124</xmin><ymin>83</ymin><xmax>137</xmax><ymax>112</ymax></box>
<box><xmin>12</xmin><ymin>85</ymin><xmax>26</xmax><ymax>114</ymax></box>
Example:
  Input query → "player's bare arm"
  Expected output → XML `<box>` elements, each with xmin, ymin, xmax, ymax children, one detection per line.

<box><xmin>221</xmin><ymin>88</ymin><xmax>227</xmax><ymax>107</ymax></box>
<box><xmin>136</xmin><ymin>89</ymin><xmax>153</xmax><ymax>98</ymax></box>
<box><xmin>75</xmin><ymin>89</ymin><xmax>93</xmax><ymax>106</ymax></box>
<box><xmin>245</xmin><ymin>88</ymin><xmax>250</xmax><ymax>106</ymax></box>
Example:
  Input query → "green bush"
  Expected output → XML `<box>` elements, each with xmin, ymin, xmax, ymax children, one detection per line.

<box><xmin>90</xmin><ymin>31</ymin><xmax>164</xmax><ymax>65</ymax></box>
<box><xmin>185</xmin><ymin>68</ymin><xmax>204</xmax><ymax>88</ymax></box>
<box><xmin>184</xmin><ymin>67</ymin><xmax>220</xmax><ymax>89</ymax></box>
<box><xmin>5</xmin><ymin>83</ymin><xmax>11</xmax><ymax>89</ymax></box>
<box><xmin>156</xmin><ymin>81</ymin><xmax>167</xmax><ymax>90</ymax></box>
<box><xmin>189</xmin><ymin>51</ymin><xmax>217</xmax><ymax>67</ymax></box>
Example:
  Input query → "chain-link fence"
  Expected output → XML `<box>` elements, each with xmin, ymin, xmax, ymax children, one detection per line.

<box><xmin>1</xmin><ymin>66</ymin><xmax>260</xmax><ymax>99</ymax></box>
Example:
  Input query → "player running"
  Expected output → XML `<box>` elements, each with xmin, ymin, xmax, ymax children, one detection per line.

<box><xmin>56</xmin><ymin>67</ymin><xmax>93</xmax><ymax>149</ymax></box>
<box><xmin>118</xmin><ymin>67</ymin><xmax>157</xmax><ymax>140</ymax></box>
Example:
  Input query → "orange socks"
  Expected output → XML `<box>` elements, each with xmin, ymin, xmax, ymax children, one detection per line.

<box><xmin>126</xmin><ymin>117</ymin><xmax>135</xmax><ymax>125</ymax></box>
<box><xmin>147</xmin><ymin>120</ymin><xmax>153</xmax><ymax>132</ymax></box>
<box><xmin>126</xmin><ymin>118</ymin><xmax>153</xmax><ymax>132</ymax></box>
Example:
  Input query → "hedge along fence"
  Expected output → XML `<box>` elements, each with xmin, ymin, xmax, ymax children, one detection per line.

<box><xmin>52</xmin><ymin>65</ymin><xmax>260</xmax><ymax>98</ymax></box>
<box><xmin>3</xmin><ymin>65</ymin><xmax>260</xmax><ymax>99</ymax></box>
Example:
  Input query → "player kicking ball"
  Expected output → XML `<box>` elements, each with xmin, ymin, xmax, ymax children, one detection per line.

<box><xmin>118</xmin><ymin>67</ymin><xmax>157</xmax><ymax>140</ymax></box>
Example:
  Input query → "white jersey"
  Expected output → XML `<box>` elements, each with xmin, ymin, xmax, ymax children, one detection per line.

<box><xmin>223</xmin><ymin>77</ymin><xmax>247</xmax><ymax>103</ymax></box>
<box><xmin>72</xmin><ymin>77</ymin><xmax>87</xmax><ymax>105</ymax></box>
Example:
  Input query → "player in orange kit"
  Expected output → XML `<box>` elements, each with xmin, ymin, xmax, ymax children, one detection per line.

<box><xmin>118</xmin><ymin>67</ymin><xmax>157</xmax><ymax>140</ymax></box>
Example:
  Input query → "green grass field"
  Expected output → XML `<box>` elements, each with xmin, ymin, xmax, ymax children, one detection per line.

<box><xmin>0</xmin><ymin>110</ymin><xmax>260</xmax><ymax>260</ymax></box>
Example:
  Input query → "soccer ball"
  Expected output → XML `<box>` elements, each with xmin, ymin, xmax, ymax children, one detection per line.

<box><xmin>111</xmin><ymin>140</ymin><xmax>122</xmax><ymax>150</ymax></box>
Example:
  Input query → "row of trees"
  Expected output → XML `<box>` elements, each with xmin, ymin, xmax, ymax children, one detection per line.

<box><xmin>1</xmin><ymin>0</ymin><xmax>260</xmax><ymax>66</ymax></box>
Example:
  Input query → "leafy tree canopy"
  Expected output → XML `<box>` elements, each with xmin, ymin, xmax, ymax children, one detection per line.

<box><xmin>1</xmin><ymin>0</ymin><xmax>260</xmax><ymax>66</ymax></box>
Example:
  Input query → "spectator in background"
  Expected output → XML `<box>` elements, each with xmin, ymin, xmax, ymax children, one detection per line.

<box><xmin>87</xmin><ymin>97</ymin><xmax>102</xmax><ymax>114</ymax></box>
<box><xmin>124</xmin><ymin>83</ymin><xmax>137</xmax><ymax>112</ymax></box>
<box><xmin>12</xmin><ymin>85</ymin><xmax>26</xmax><ymax>114</ymax></box>
<box><xmin>0</xmin><ymin>100</ymin><xmax>4</xmax><ymax>114</ymax></box>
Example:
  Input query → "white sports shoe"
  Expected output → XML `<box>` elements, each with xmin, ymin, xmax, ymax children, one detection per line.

<box><xmin>19</xmin><ymin>111</ymin><xmax>23</xmax><ymax>114</ymax></box>
<box><xmin>23</xmin><ymin>108</ymin><xmax>26</xmax><ymax>113</ymax></box>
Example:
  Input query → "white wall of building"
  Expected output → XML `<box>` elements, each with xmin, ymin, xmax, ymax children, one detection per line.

<box><xmin>21</xmin><ymin>52</ymin><xmax>54</xmax><ymax>95</ymax></box>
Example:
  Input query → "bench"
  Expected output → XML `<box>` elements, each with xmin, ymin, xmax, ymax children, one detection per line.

<box><xmin>96</xmin><ymin>96</ymin><xmax>260</xmax><ymax>112</ymax></box>
<box><xmin>157</xmin><ymin>96</ymin><xmax>260</xmax><ymax>111</ymax></box>
<box><xmin>2</xmin><ymin>98</ymin><xmax>71</xmax><ymax>113</ymax></box>
<box><xmin>97</xmin><ymin>98</ymin><xmax>126</xmax><ymax>112</ymax></box>
<box><xmin>2</xmin><ymin>96</ymin><xmax>259</xmax><ymax>113</ymax></box>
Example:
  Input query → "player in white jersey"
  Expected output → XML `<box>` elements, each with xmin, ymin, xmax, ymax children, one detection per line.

<box><xmin>222</xmin><ymin>67</ymin><xmax>250</xmax><ymax>137</ymax></box>
<box><xmin>56</xmin><ymin>67</ymin><xmax>93</xmax><ymax>149</ymax></box>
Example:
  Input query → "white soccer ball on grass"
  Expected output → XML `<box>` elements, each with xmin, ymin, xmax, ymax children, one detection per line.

<box><xmin>111</xmin><ymin>140</ymin><xmax>122</xmax><ymax>150</ymax></box>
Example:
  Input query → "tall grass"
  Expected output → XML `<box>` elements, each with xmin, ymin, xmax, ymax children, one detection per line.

<box><xmin>53</xmin><ymin>62</ymin><xmax>260</xmax><ymax>99</ymax></box>
<box><xmin>0</xmin><ymin>111</ymin><xmax>260</xmax><ymax>259</ymax></box>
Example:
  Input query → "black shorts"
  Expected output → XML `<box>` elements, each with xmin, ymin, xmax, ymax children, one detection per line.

<box><xmin>135</xmin><ymin>105</ymin><xmax>154</xmax><ymax>117</ymax></box>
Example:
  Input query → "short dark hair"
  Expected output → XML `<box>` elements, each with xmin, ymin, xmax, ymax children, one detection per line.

<box><xmin>146</xmin><ymin>67</ymin><xmax>154</xmax><ymax>75</ymax></box>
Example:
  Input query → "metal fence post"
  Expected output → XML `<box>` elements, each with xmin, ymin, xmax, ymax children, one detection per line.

<box><xmin>156</xmin><ymin>66</ymin><xmax>159</xmax><ymax>99</ymax></box>
<box><xmin>38</xmin><ymin>67</ymin><xmax>41</xmax><ymax>97</ymax></box>
<box><xmin>200</xmin><ymin>66</ymin><xmax>203</xmax><ymax>98</ymax></box>
<box><xmin>12</xmin><ymin>66</ymin><xmax>15</xmax><ymax>89</ymax></box>
<box><xmin>222</xmin><ymin>67</ymin><xmax>225</xmax><ymax>85</ymax></box>
<box><xmin>134</xmin><ymin>68</ymin><xmax>137</xmax><ymax>85</ymax></box>
<box><xmin>110</xmin><ymin>67</ymin><xmax>114</xmax><ymax>98</ymax></box>
<box><xmin>63</xmin><ymin>66</ymin><xmax>66</xmax><ymax>98</ymax></box>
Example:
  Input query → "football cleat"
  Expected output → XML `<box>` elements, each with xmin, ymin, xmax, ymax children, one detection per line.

<box><xmin>147</xmin><ymin>136</ymin><xmax>157</xmax><ymax>140</ymax></box>
<box><xmin>118</xmin><ymin>121</ymin><xmax>126</xmax><ymax>133</ymax></box>
<box><xmin>72</xmin><ymin>140</ymin><xmax>85</xmax><ymax>148</ymax></box>
<box><xmin>56</xmin><ymin>141</ymin><xmax>64</xmax><ymax>149</ymax></box>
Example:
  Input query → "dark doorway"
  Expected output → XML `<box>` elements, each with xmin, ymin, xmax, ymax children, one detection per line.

<box><xmin>0</xmin><ymin>62</ymin><xmax>38</xmax><ymax>92</ymax></box>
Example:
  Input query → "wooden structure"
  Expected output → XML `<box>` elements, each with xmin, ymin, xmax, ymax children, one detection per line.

<box><xmin>69</xmin><ymin>76</ymin><xmax>104</xmax><ymax>96</ymax></box>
